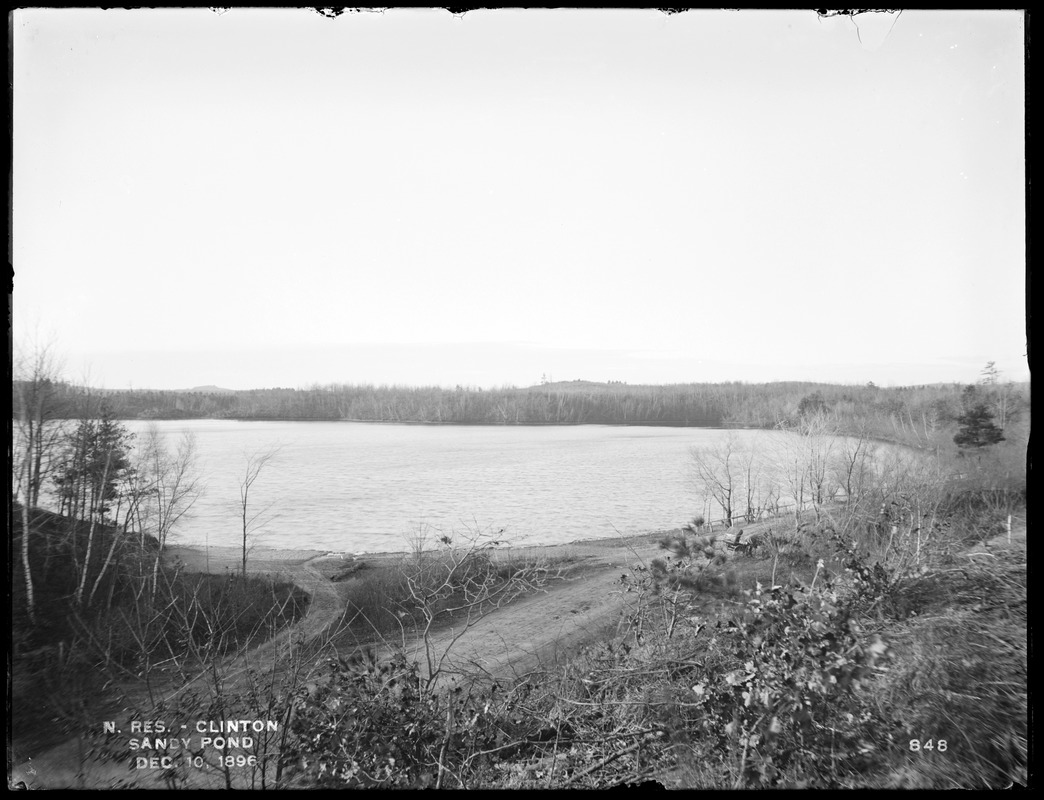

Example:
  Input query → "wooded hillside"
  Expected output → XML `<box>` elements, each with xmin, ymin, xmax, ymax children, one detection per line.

<box><xmin>12</xmin><ymin>378</ymin><xmax>1029</xmax><ymax>453</ymax></box>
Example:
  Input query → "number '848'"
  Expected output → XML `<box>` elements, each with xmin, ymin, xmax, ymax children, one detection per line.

<box><xmin>909</xmin><ymin>739</ymin><xmax>947</xmax><ymax>752</ymax></box>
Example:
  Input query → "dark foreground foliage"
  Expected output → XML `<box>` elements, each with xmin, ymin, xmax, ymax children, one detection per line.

<box><xmin>13</xmin><ymin>486</ymin><xmax>1025</xmax><ymax>790</ymax></box>
<box><xmin>277</xmin><ymin>485</ymin><xmax>1025</xmax><ymax>789</ymax></box>
<box><xmin>10</xmin><ymin>508</ymin><xmax>309</xmax><ymax>757</ymax></box>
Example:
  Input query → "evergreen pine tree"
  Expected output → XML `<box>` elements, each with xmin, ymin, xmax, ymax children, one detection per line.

<box><xmin>953</xmin><ymin>403</ymin><xmax>1005</xmax><ymax>449</ymax></box>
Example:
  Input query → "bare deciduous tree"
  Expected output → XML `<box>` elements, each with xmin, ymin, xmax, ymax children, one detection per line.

<box><xmin>799</xmin><ymin>411</ymin><xmax>836</xmax><ymax>516</ymax></box>
<box><xmin>740</xmin><ymin>443</ymin><xmax>768</xmax><ymax>523</ymax></box>
<box><xmin>13</xmin><ymin>339</ymin><xmax>67</xmax><ymax>623</ymax></box>
<box><xmin>831</xmin><ymin>426</ymin><xmax>876</xmax><ymax>503</ymax></box>
<box><xmin>690</xmin><ymin>432</ymin><xmax>744</xmax><ymax>527</ymax></box>
<box><xmin>239</xmin><ymin>446</ymin><xmax>281</xmax><ymax>576</ymax></box>
<box><xmin>13</xmin><ymin>339</ymin><xmax>67</xmax><ymax>507</ymax></box>
<box><xmin>769</xmin><ymin>428</ymin><xmax>808</xmax><ymax>524</ymax></box>
<box><xmin>134</xmin><ymin>425</ymin><xmax>206</xmax><ymax>597</ymax></box>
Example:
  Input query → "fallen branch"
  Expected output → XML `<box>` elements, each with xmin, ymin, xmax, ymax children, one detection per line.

<box><xmin>564</xmin><ymin>741</ymin><xmax>640</xmax><ymax>787</ymax></box>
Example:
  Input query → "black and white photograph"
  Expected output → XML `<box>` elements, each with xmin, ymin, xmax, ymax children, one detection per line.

<box><xmin>10</xmin><ymin>8</ymin><xmax>1027</xmax><ymax>790</ymax></box>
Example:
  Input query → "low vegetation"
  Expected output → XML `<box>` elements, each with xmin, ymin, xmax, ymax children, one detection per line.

<box><xmin>10</xmin><ymin>507</ymin><xmax>309</xmax><ymax>756</ymax></box>
<box><xmin>12</xmin><ymin>483</ymin><xmax>1026</xmax><ymax>789</ymax></box>
<box><xmin>532</xmin><ymin>490</ymin><xmax>1025</xmax><ymax>789</ymax></box>
<box><xmin>215</xmin><ymin>487</ymin><xmax>1015</xmax><ymax>790</ymax></box>
<box><xmin>11</xmin><ymin>347</ymin><xmax>1026</xmax><ymax>788</ymax></box>
<box><xmin>329</xmin><ymin>531</ymin><xmax>580</xmax><ymax>651</ymax></box>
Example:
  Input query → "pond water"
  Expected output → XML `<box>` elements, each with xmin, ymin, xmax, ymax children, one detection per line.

<box><xmin>121</xmin><ymin>421</ymin><xmax>812</xmax><ymax>553</ymax></box>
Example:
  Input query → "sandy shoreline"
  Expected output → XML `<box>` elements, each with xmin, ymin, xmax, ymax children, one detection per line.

<box><xmin>164</xmin><ymin>528</ymin><xmax>686</xmax><ymax>574</ymax></box>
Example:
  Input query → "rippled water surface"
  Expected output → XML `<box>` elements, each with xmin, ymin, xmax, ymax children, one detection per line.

<box><xmin>124</xmin><ymin>421</ymin><xmax>789</xmax><ymax>553</ymax></box>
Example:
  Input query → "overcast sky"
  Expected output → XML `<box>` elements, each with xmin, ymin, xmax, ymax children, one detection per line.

<box><xmin>13</xmin><ymin>8</ymin><xmax>1027</xmax><ymax>390</ymax></box>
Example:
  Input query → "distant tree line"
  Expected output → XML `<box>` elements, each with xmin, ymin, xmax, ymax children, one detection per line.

<box><xmin>11</xmin><ymin>375</ymin><xmax>1029</xmax><ymax>451</ymax></box>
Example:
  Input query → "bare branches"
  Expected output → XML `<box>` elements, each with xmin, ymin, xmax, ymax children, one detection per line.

<box><xmin>690</xmin><ymin>433</ymin><xmax>740</xmax><ymax>527</ymax></box>
<box><xmin>13</xmin><ymin>339</ymin><xmax>68</xmax><ymax>508</ymax></box>
<box><xmin>401</xmin><ymin>524</ymin><xmax>552</xmax><ymax>690</ymax></box>
<box><xmin>133</xmin><ymin>426</ymin><xmax>206</xmax><ymax>598</ymax></box>
<box><xmin>238</xmin><ymin>445</ymin><xmax>282</xmax><ymax>576</ymax></box>
<box><xmin>13</xmin><ymin>340</ymin><xmax>68</xmax><ymax>623</ymax></box>
<box><xmin>691</xmin><ymin>432</ymin><xmax>779</xmax><ymax>527</ymax></box>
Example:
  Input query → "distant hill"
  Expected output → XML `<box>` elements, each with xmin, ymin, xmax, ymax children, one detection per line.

<box><xmin>176</xmin><ymin>385</ymin><xmax>237</xmax><ymax>394</ymax></box>
<box><xmin>525</xmin><ymin>380</ymin><xmax>636</xmax><ymax>392</ymax></box>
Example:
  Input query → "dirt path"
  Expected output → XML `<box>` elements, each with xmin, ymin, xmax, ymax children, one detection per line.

<box><xmin>409</xmin><ymin>514</ymin><xmax>1031</xmax><ymax>688</ymax></box>
<box><xmin>395</xmin><ymin>521</ymin><xmax>782</xmax><ymax>686</ymax></box>
<box><xmin>403</xmin><ymin>559</ymin><xmax>646</xmax><ymax>686</ymax></box>
<box><xmin>9</xmin><ymin>530</ymin><xmax>712</xmax><ymax>788</ymax></box>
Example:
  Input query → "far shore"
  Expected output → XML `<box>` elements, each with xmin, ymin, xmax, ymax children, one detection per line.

<box><xmin>117</xmin><ymin>417</ymin><xmax>727</xmax><ymax>427</ymax></box>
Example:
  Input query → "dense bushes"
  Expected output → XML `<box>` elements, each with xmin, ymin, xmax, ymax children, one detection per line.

<box><xmin>10</xmin><ymin>511</ymin><xmax>309</xmax><ymax>756</ymax></box>
<box><xmin>284</xmin><ymin>650</ymin><xmax>509</xmax><ymax>789</ymax></box>
<box><xmin>93</xmin><ymin>569</ymin><xmax>309</xmax><ymax>673</ymax></box>
<box><xmin>49</xmin><ymin>483</ymin><xmax>1023</xmax><ymax>789</ymax></box>
<box><xmin>11</xmin><ymin>507</ymin><xmax>309</xmax><ymax>670</ymax></box>
<box><xmin>690</xmin><ymin>575</ymin><xmax>893</xmax><ymax>787</ymax></box>
<box><xmin>871</xmin><ymin>545</ymin><xmax>1027</xmax><ymax>788</ymax></box>
<box><xmin>496</xmin><ymin>490</ymin><xmax>1024</xmax><ymax>788</ymax></box>
<box><xmin>10</xmin><ymin>506</ymin><xmax>155</xmax><ymax>649</ymax></box>
<box><xmin>182</xmin><ymin>475</ymin><xmax>1021</xmax><ymax>791</ymax></box>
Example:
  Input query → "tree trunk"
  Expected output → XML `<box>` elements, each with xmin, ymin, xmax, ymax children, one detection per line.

<box><xmin>242</xmin><ymin>485</ymin><xmax>249</xmax><ymax>577</ymax></box>
<box><xmin>20</xmin><ymin>490</ymin><xmax>36</xmax><ymax>625</ymax></box>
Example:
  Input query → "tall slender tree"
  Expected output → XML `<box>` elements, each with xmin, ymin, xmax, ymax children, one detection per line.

<box><xmin>239</xmin><ymin>446</ymin><xmax>281</xmax><ymax>576</ymax></box>
<box><xmin>13</xmin><ymin>341</ymin><xmax>66</xmax><ymax>623</ymax></box>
